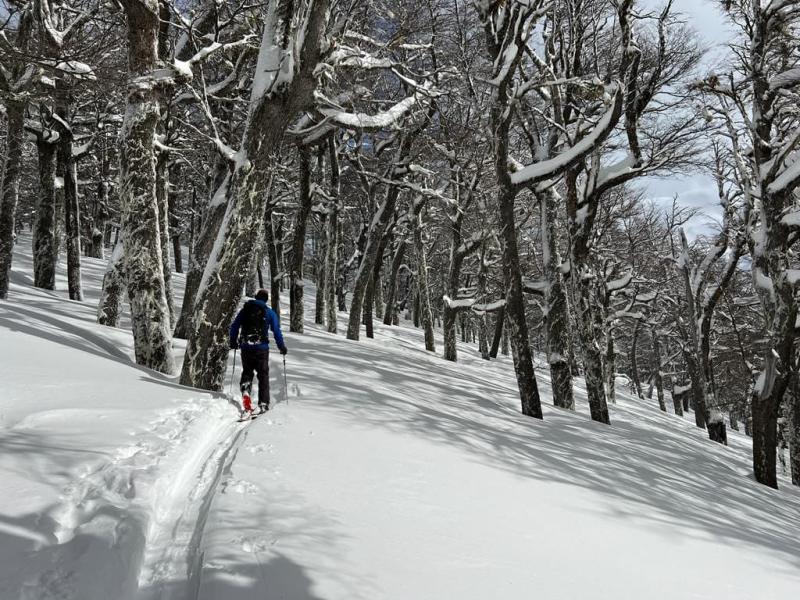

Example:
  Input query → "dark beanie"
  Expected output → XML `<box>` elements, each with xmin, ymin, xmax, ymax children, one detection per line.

<box><xmin>255</xmin><ymin>289</ymin><xmax>269</xmax><ymax>302</ymax></box>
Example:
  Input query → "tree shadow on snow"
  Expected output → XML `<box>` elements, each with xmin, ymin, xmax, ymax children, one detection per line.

<box><xmin>194</xmin><ymin>553</ymin><xmax>327</xmax><ymax>600</ymax></box>
<box><xmin>0</xmin><ymin>302</ymin><xmax>215</xmax><ymax>400</ymax></box>
<box><xmin>284</xmin><ymin>326</ymin><xmax>800</xmax><ymax>575</ymax></box>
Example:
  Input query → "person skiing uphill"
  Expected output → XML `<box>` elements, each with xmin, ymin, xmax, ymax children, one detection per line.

<box><xmin>230</xmin><ymin>289</ymin><xmax>287</xmax><ymax>414</ymax></box>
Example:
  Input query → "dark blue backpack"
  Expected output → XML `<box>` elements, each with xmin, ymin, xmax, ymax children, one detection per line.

<box><xmin>240</xmin><ymin>301</ymin><xmax>267</xmax><ymax>345</ymax></box>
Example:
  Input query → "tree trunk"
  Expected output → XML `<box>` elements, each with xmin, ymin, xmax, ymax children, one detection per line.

<box><xmin>752</xmin><ymin>390</ymin><xmax>781</xmax><ymax>489</ymax></box>
<box><xmin>173</xmin><ymin>183</ymin><xmax>228</xmax><ymax>339</ymax></box>
<box><xmin>156</xmin><ymin>150</ymin><xmax>174</xmax><ymax>326</ymax></box>
<box><xmin>170</xmin><ymin>167</ymin><xmax>183</xmax><ymax>273</ymax></box>
<box><xmin>364</xmin><ymin>274</ymin><xmax>375</xmax><ymax>338</ymax></box>
<box><xmin>752</xmin><ymin>335</ymin><xmax>793</xmax><ymax>488</ymax></box>
<box><xmin>651</xmin><ymin>326</ymin><xmax>667</xmax><ymax>412</ymax></box>
<box><xmin>442</xmin><ymin>202</ymin><xmax>470</xmax><ymax>362</ymax></box>
<box><xmin>498</xmin><ymin>187</ymin><xmax>542</xmax><ymax>418</ymax></box>
<box><xmin>180</xmin><ymin>0</ymin><xmax>329</xmax><ymax>390</ymax></box>
<box><xmin>630</xmin><ymin>320</ymin><xmax>644</xmax><ymax>399</ymax></box>
<box><xmin>604</xmin><ymin>333</ymin><xmax>616</xmax><ymax>405</ymax></box>
<box><xmin>314</xmin><ymin>213</ymin><xmax>327</xmax><ymax>325</ymax></box>
<box><xmin>266</xmin><ymin>207</ymin><xmax>281</xmax><ymax>315</ymax></box>
<box><xmin>540</xmin><ymin>189</ymin><xmax>574</xmax><ymax>410</ymax></box>
<box><xmin>325</xmin><ymin>136</ymin><xmax>340</xmax><ymax>333</ymax></box>
<box><xmin>118</xmin><ymin>0</ymin><xmax>175</xmax><ymax>373</ymax></box>
<box><xmin>98</xmin><ymin>241</ymin><xmax>125</xmax><ymax>327</ymax></box>
<box><xmin>55</xmin><ymin>79</ymin><xmax>83</xmax><ymax>301</ymax></box>
<box><xmin>573</xmin><ymin>270</ymin><xmax>609</xmax><ymax>423</ymax></box>
<box><xmin>412</xmin><ymin>201</ymin><xmax>435</xmax><ymax>352</ymax></box>
<box><xmin>384</xmin><ymin>239</ymin><xmax>405</xmax><ymax>326</ymax></box>
<box><xmin>789</xmin><ymin>381</ymin><xmax>800</xmax><ymax>486</ymax></box>
<box><xmin>289</xmin><ymin>145</ymin><xmax>313</xmax><ymax>333</ymax></box>
<box><xmin>33</xmin><ymin>134</ymin><xmax>59</xmax><ymax>290</ymax></box>
<box><xmin>374</xmin><ymin>271</ymin><xmax>384</xmax><ymax>320</ymax></box>
<box><xmin>0</xmin><ymin>102</ymin><xmax>26</xmax><ymax>298</ymax></box>
<box><xmin>489</xmin><ymin>303</ymin><xmax>505</xmax><ymax>359</ymax></box>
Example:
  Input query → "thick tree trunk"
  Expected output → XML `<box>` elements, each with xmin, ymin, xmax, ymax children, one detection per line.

<box><xmin>0</xmin><ymin>10</ymin><xmax>33</xmax><ymax>298</ymax></box>
<box><xmin>55</xmin><ymin>80</ymin><xmax>83</xmax><ymax>301</ymax></box>
<box><xmin>789</xmin><ymin>386</ymin><xmax>800</xmax><ymax>486</ymax></box>
<box><xmin>118</xmin><ymin>0</ymin><xmax>175</xmax><ymax>373</ymax></box>
<box><xmin>540</xmin><ymin>189</ymin><xmax>574</xmax><ymax>410</ymax></box>
<box><xmin>752</xmin><ymin>390</ymin><xmax>781</xmax><ymax>489</ymax></box>
<box><xmin>751</xmin><ymin>311</ymin><xmax>794</xmax><ymax>488</ymax></box>
<box><xmin>0</xmin><ymin>102</ymin><xmax>25</xmax><ymax>299</ymax></box>
<box><xmin>442</xmin><ymin>205</ymin><xmax>470</xmax><ymax>362</ymax></box>
<box><xmin>0</xmin><ymin>102</ymin><xmax>26</xmax><ymax>298</ymax></box>
<box><xmin>498</xmin><ymin>187</ymin><xmax>542</xmax><ymax>418</ymax></box>
<box><xmin>180</xmin><ymin>0</ymin><xmax>329</xmax><ymax>390</ymax></box>
<box><xmin>289</xmin><ymin>145</ymin><xmax>313</xmax><ymax>333</ymax></box>
<box><xmin>98</xmin><ymin>241</ymin><xmax>125</xmax><ymax>327</ymax></box>
<box><xmin>573</xmin><ymin>273</ymin><xmax>609</xmax><ymax>423</ymax></box>
<box><xmin>173</xmin><ymin>185</ymin><xmax>228</xmax><ymax>339</ymax></box>
<box><xmin>33</xmin><ymin>134</ymin><xmax>59</xmax><ymax>290</ymax></box>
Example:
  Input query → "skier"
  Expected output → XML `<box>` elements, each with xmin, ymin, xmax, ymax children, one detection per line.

<box><xmin>229</xmin><ymin>289</ymin><xmax>287</xmax><ymax>414</ymax></box>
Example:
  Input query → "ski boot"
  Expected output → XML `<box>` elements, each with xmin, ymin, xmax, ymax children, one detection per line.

<box><xmin>242</xmin><ymin>393</ymin><xmax>253</xmax><ymax>414</ymax></box>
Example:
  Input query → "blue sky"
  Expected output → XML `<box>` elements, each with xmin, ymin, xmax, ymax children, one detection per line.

<box><xmin>639</xmin><ymin>0</ymin><xmax>734</xmax><ymax>240</ymax></box>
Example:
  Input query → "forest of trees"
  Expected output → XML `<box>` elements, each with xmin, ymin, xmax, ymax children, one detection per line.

<box><xmin>1</xmin><ymin>0</ymin><xmax>800</xmax><ymax>490</ymax></box>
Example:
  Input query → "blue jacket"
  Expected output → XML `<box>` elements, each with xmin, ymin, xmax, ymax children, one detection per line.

<box><xmin>230</xmin><ymin>299</ymin><xmax>286</xmax><ymax>351</ymax></box>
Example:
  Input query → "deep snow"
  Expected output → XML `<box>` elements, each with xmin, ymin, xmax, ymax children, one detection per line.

<box><xmin>1</xmin><ymin>234</ymin><xmax>799</xmax><ymax>600</ymax></box>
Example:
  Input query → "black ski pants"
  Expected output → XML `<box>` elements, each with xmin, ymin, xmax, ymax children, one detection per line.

<box><xmin>240</xmin><ymin>348</ymin><xmax>270</xmax><ymax>408</ymax></box>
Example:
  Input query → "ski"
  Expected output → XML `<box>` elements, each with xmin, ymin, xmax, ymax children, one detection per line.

<box><xmin>237</xmin><ymin>407</ymin><xmax>269</xmax><ymax>422</ymax></box>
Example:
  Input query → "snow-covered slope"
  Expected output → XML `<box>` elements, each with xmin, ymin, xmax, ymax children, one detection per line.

<box><xmin>1</xmin><ymin>236</ymin><xmax>799</xmax><ymax>600</ymax></box>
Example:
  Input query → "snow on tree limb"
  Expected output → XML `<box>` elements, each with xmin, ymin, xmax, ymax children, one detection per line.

<box><xmin>509</xmin><ymin>85</ymin><xmax>623</xmax><ymax>187</ymax></box>
<box><xmin>318</xmin><ymin>92</ymin><xmax>423</xmax><ymax>131</ymax></box>
<box><xmin>767</xmin><ymin>156</ymin><xmax>800</xmax><ymax>196</ymax></box>
<box><xmin>769</xmin><ymin>67</ymin><xmax>800</xmax><ymax>90</ymax></box>
<box><xmin>606</xmin><ymin>270</ymin><xmax>634</xmax><ymax>292</ymax></box>
<box><xmin>523</xmin><ymin>278</ymin><xmax>549</xmax><ymax>296</ymax></box>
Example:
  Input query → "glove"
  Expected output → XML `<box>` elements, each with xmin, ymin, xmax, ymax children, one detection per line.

<box><xmin>279</xmin><ymin>345</ymin><xmax>288</xmax><ymax>356</ymax></box>
<box><xmin>229</xmin><ymin>340</ymin><xmax>238</xmax><ymax>350</ymax></box>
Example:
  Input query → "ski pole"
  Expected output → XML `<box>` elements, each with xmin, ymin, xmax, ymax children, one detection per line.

<box><xmin>283</xmin><ymin>355</ymin><xmax>288</xmax><ymax>406</ymax></box>
<box><xmin>229</xmin><ymin>348</ymin><xmax>238</xmax><ymax>396</ymax></box>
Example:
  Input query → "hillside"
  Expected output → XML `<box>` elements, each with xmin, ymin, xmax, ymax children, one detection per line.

<box><xmin>1</xmin><ymin>237</ymin><xmax>799</xmax><ymax>600</ymax></box>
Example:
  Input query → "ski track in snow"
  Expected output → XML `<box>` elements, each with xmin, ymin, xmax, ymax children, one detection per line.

<box><xmin>10</xmin><ymin>399</ymin><xmax>247</xmax><ymax>600</ymax></box>
<box><xmin>135</xmin><ymin>406</ymin><xmax>247</xmax><ymax>600</ymax></box>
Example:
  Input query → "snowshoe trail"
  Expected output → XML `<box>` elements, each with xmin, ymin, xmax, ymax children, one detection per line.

<box><xmin>12</xmin><ymin>398</ymin><xmax>244</xmax><ymax>600</ymax></box>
